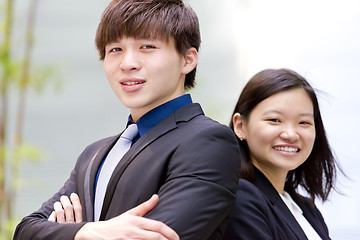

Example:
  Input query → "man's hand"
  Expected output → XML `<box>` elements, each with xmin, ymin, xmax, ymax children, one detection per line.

<box><xmin>74</xmin><ymin>194</ymin><xmax>179</xmax><ymax>240</ymax></box>
<box><xmin>48</xmin><ymin>193</ymin><xmax>82</xmax><ymax>223</ymax></box>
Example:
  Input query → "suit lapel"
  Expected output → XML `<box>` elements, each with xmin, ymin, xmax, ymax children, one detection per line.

<box><xmin>254</xmin><ymin>169</ymin><xmax>308</xmax><ymax>239</ymax></box>
<box><xmin>99</xmin><ymin>103</ymin><xmax>204</xmax><ymax>220</ymax></box>
<box><xmin>99</xmin><ymin>115</ymin><xmax>178</xmax><ymax>220</ymax></box>
<box><xmin>273</xmin><ymin>196</ymin><xmax>308</xmax><ymax>239</ymax></box>
<box><xmin>291</xmin><ymin>193</ymin><xmax>330</xmax><ymax>240</ymax></box>
<box><xmin>83</xmin><ymin>134</ymin><xmax>121</xmax><ymax>221</ymax></box>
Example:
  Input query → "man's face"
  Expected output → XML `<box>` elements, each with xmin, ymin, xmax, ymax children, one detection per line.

<box><xmin>104</xmin><ymin>36</ymin><xmax>197</xmax><ymax>121</ymax></box>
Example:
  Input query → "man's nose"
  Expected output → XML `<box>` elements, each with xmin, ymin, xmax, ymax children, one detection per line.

<box><xmin>120</xmin><ymin>51</ymin><xmax>141</xmax><ymax>71</ymax></box>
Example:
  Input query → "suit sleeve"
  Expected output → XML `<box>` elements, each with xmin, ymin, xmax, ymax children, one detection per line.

<box><xmin>145</xmin><ymin>123</ymin><xmax>241</xmax><ymax>240</ymax></box>
<box><xmin>223</xmin><ymin>179</ymin><xmax>275</xmax><ymax>240</ymax></box>
<box><xmin>13</xmin><ymin>154</ymin><xmax>86</xmax><ymax>240</ymax></box>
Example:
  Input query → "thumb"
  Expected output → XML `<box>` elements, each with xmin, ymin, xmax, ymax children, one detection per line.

<box><xmin>126</xmin><ymin>194</ymin><xmax>159</xmax><ymax>217</ymax></box>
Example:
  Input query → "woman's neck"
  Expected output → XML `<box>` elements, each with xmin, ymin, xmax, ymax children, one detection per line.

<box><xmin>253</xmin><ymin>163</ymin><xmax>287</xmax><ymax>194</ymax></box>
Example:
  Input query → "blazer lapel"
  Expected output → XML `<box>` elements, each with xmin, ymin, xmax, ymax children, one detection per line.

<box><xmin>99</xmin><ymin>103</ymin><xmax>204</xmax><ymax>220</ymax></box>
<box><xmin>291</xmin><ymin>193</ymin><xmax>330</xmax><ymax>240</ymax></box>
<box><xmin>83</xmin><ymin>134</ymin><xmax>121</xmax><ymax>221</ymax></box>
<box><xmin>273</xmin><ymin>197</ymin><xmax>308</xmax><ymax>239</ymax></box>
<box><xmin>254</xmin><ymin>169</ymin><xmax>308</xmax><ymax>239</ymax></box>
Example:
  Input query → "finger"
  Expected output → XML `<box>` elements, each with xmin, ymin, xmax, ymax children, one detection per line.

<box><xmin>130</xmin><ymin>217</ymin><xmax>180</xmax><ymax>240</ymax></box>
<box><xmin>126</xmin><ymin>194</ymin><xmax>159</xmax><ymax>217</ymax></box>
<box><xmin>159</xmin><ymin>225</ymin><xmax>179</xmax><ymax>240</ymax></box>
<box><xmin>60</xmin><ymin>195</ymin><xmax>75</xmax><ymax>223</ymax></box>
<box><xmin>132</xmin><ymin>229</ymin><xmax>178</xmax><ymax>240</ymax></box>
<box><xmin>53</xmin><ymin>201</ymin><xmax>65</xmax><ymax>223</ymax></box>
<box><xmin>70</xmin><ymin>193</ymin><xmax>83</xmax><ymax>223</ymax></box>
<box><xmin>48</xmin><ymin>211</ymin><xmax>56</xmax><ymax>222</ymax></box>
<box><xmin>140</xmin><ymin>219</ymin><xmax>179</xmax><ymax>240</ymax></box>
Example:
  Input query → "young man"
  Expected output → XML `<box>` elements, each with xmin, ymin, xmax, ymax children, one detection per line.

<box><xmin>14</xmin><ymin>1</ymin><xmax>241</xmax><ymax>239</ymax></box>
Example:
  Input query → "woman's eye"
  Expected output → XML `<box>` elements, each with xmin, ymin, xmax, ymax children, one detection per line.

<box><xmin>141</xmin><ymin>45</ymin><xmax>156</xmax><ymax>50</ymax></box>
<box><xmin>267</xmin><ymin>118</ymin><xmax>280</xmax><ymax>123</ymax></box>
<box><xmin>300</xmin><ymin>121</ymin><xmax>312</xmax><ymax>125</ymax></box>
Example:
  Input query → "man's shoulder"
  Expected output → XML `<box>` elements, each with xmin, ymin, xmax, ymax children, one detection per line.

<box><xmin>176</xmin><ymin>103</ymin><xmax>229</xmax><ymax>129</ymax></box>
<box><xmin>184</xmin><ymin>112</ymin><xmax>234</xmax><ymax>138</ymax></box>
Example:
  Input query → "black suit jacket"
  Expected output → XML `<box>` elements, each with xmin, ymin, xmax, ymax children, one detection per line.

<box><xmin>14</xmin><ymin>103</ymin><xmax>241</xmax><ymax>240</ymax></box>
<box><xmin>223</xmin><ymin>169</ymin><xmax>331</xmax><ymax>240</ymax></box>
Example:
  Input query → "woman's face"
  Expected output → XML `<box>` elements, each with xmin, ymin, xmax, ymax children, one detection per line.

<box><xmin>233</xmin><ymin>88</ymin><xmax>316</xmax><ymax>180</ymax></box>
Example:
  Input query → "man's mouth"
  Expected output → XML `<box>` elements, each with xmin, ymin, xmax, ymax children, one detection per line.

<box><xmin>121</xmin><ymin>81</ymin><xmax>145</xmax><ymax>85</ymax></box>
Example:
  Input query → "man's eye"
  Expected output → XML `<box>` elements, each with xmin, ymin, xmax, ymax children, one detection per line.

<box><xmin>141</xmin><ymin>45</ymin><xmax>156</xmax><ymax>49</ymax></box>
<box><xmin>109</xmin><ymin>47</ymin><xmax>122</xmax><ymax>53</ymax></box>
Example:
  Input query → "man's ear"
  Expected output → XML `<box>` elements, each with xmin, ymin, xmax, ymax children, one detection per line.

<box><xmin>232</xmin><ymin>113</ymin><xmax>246</xmax><ymax>141</ymax></box>
<box><xmin>182</xmin><ymin>47</ymin><xmax>198</xmax><ymax>74</ymax></box>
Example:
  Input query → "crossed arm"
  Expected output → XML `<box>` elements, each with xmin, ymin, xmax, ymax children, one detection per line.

<box><xmin>15</xmin><ymin>123</ymin><xmax>240</xmax><ymax>239</ymax></box>
<box><xmin>48</xmin><ymin>193</ymin><xmax>82</xmax><ymax>223</ymax></box>
<box><xmin>48</xmin><ymin>193</ymin><xmax>179</xmax><ymax>240</ymax></box>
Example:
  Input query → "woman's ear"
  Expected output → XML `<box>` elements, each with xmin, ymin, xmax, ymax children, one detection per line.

<box><xmin>182</xmin><ymin>47</ymin><xmax>198</xmax><ymax>74</ymax></box>
<box><xmin>232</xmin><ymin>113</ymin><xmax>246</xmax><ymax>141</ymax></box>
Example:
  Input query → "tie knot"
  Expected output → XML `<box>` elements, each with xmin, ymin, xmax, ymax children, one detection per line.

<box><xmin>121</xmin><ymin>124</ymin><xmax>138</xmax><ymax>141</ymax></box>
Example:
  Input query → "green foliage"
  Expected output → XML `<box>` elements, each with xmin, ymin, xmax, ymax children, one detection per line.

<box><xmin>0</xmin><ymin>57</ymin><xmax>21</xmax><ymax>84</ymax></box>
<box><xmin>11</xmin><ymin>143</ymin><xmax>44</xmax><ymax>191</ymax></box>
<box><xmin>29</xmin><ymin>64</ymin><xmax>63</xmax><ymax>93</ymax></box>
<box><xmin>0</xmin><ymin>0</ymin><xmax>62</xmax><ymax>238</ymax></box>
<box><xmin>0</xmin><ymin>218</ymin><xmax>20</xmax><ymax>240</ymax></box>
<box><xmin>13</xmin><ymin>143</ymin><xmax>43</xmax><ymax>163</ymax></box>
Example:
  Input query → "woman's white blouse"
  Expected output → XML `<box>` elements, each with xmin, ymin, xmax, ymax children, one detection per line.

<box><xmin>279</xmin><ymin>191</ymin><xmax>322</xmax><ymax>240</ymax></box>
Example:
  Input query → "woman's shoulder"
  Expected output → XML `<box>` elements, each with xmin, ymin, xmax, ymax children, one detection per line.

<box><xmin>225</xmin><ymin>179</ymin><xmax>287</xmax><ymax>240</ymax></box>
<box><xmin>291</xmin><ymin>192</ymin><xmax>325</xmax><ymax>219</ymax></box>
<box><xmin>237</xmin><ymin>178</ymin><xmax>261</xmax><ymax>194</ymax></box>
<box><xmin>290</xmin><ymin>191</ymin><xmax>317</xmax><ymax>210</ymax></box>
<box><xmin>235</xmin><ymin>178</ymin><xmax>271</xmax><ymax>209</ymax></box>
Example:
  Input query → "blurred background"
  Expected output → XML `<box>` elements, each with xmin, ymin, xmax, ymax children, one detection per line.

<box><xmin>1</xmin><ymin>0</ymin><xmax>359</xmax><ymax>239</ymax></box>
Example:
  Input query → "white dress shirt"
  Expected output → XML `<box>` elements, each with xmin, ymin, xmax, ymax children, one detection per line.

<box><xmin>280</xmin><ymin>191</ymin><xmax>322</xmax><ymax>240</ymax></box>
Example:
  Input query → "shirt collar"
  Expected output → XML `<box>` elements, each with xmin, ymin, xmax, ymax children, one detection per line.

<box><xmin>127</xmin><ymin>94</ymin><xmax>192</xmax><ymax>137</ymax></box>
<box><xmin>279</xmin><ymin>191</ymin><xmax>303</xmax><ymax>215</ymax></box>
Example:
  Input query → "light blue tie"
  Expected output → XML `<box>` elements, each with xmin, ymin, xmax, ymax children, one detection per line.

<box><xmin>94</xmin><ymin>124</ymin><xmax>138</xmax><ymax>221</ymax></box>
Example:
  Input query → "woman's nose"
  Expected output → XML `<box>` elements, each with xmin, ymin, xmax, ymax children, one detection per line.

<box><xmin>279</xmin><ymin>126</ymin><xmax>300</xmax><ymax>142</ymax></box>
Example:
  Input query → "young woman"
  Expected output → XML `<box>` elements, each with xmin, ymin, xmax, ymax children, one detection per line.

<box><xmin>224</xmin><ymin>68</ymin><xmax>339</xmax><ymax>240</ymax></box>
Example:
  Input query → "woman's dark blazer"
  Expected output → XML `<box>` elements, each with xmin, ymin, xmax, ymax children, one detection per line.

<box><xmin>224</xmin><ymin>168</ymin><xmax>331</xmax><ymax>240</ymax></box>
